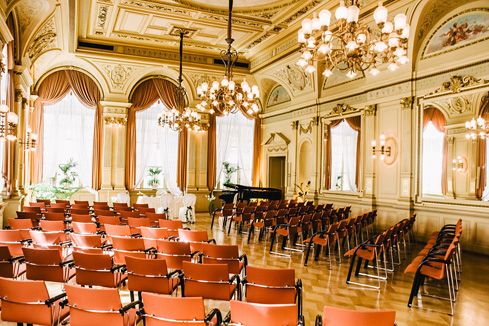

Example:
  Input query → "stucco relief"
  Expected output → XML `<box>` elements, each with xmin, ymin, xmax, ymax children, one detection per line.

<box><xmin>27</xmin><ymin>16</ymin><xmax>57</xmax><ymax>61</ymax></box>
<box><xmin>98</xmin><ymin>63</ymin><xmax>142</xmax><ymax>92</ymax></box>
<box><xmin>272</xmin><ymin>65</ymin><xmax>311</xmax><ymax>93</ymax></box>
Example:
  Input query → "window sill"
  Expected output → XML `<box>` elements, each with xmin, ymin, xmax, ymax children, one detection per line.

<box><xmin>321</xmin><ymin>190</ymin><xmax>362</xmax><ymax>197</ymax></box>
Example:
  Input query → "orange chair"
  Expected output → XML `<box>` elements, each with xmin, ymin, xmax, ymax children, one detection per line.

<box><xmin>72</xmin><ymin>221</ymin><xmax>99</xmax><ymax>234</ymax></box>
<box><xmin>113</xmin><ymin>202</ymin><xmax>129</xmax><ymax>209</ymax></box>
<box><xmin>71</xmin><ymin>233</ymin><xmax>108</xmax><ymax>254</ymax></box>
<box><xmin>0</xmin><ymin>246</ymin><xmax>26</xmax><ymax>279</ymax></box>
<box><xmin>227</xmin><ymin>206</ymin><xmax>255</xmax><ymax>235</ymax></box>
<box><xmin>72</xmin><ymin>203</ymin><xmax>89</xmax><ymax>209</ymax></box>
<box><xmin>345</xmin><ymin>232</ymin><xmax>387</xmax><ymax>289</ymax></box>
<box><xmin>95</xmin><ymin>209</ymin><xmax>115</xmax><ymax>217</ymax></box>
<box><xmin>50</xmin><ymin>203</ymin><xmax>68</xmax><ymax>209</ymax></box>
<box><xmin>315</xmin><ymin>306</ymin><xmax>396</xmax><ymax>326</ymax></box>
<box><xmin>8</xmin><ymin>218</ymin><xmax>34</xmax><ymax>239</ymax></box>
<box><xmin>127</xmin><ymin>217</ymin><xmax>151</xmax><ymax>232</ymax></box>
<box><xmin>71</xmin><ymin>212</ymin><xmax>92</xmax><ymax>220</ymax></box>
<box><xmin>156</xmin><ymin>240</ymin><xmax>197</xmax><ymax>270</ymax></box>
<box><xmin>74</xmin><ymin>200</ymin><xmax>90</xmax><ymax>206</ymax></box>
<box><xmin>24</xmin><ymin>206</ymin><xmax>43</xmax><ymax>214</ymax></box>
<box><xmin>114</xmin><ymin>206</ymin><xmax>133</xmax><ymax>214</ymax></box>
<box><xmin>137</xmin><ymin>207</ymin><xmax>156</xmax><ymax>216</ymax></box>
<box><xmin>111</xmin><ymin>237</ymin><xmax>152</xmax><ymax>265</ymax></box>
<box><xmin>178</xmin><ymin>229</ymin><xmax>215</xmax><ymax>252</ymax></box>
<box><xmin>182</xmin><ymin>261</ymin><xmax>240</xmax><ymax>300</ymax></box>
<box><xmin>201</xmin><ymin>243</ymin><xmax>247</xmax><ymax>275</ymax></box>
<box><xmin>99</xmin><ymin>215</ymin><xmax>121</xmax><ymax>231</ymax></box>
<box><xmin>248</xmin><ymin>210</ymin><xmax>277</xmax><ymax>243</ymax></box>
<box><xmin>73</xmin><ymin>252</ymin><xmax>126</xmax><ymax>288</ymax></box>
<box><xmin>120</xmin><ymin>211</ymin><xmax>141</xmax><ymax>221</ymax></box>
<box><xmin>146</xmin><ymin>212</ymin><xmax>166</xmax><ymax>226</ymax></box>
<box><xmin>126</xmin><ymin>256</ymin><xmax>180</xmax><ymax>298</ymax></box>
<box><xmin>0</xmin><ymin>277</ymin><xmax>69</xmax><ymax>325</ymax></box>
<box><xmin>64</xmin><ymin>284</ymin><xmax>141</xmax><ymax>326</ymax></box>
<box><xmin>17</xmin><ymin>211</ymin><xmax>41</xmax><ymax>226</ymax></box>
<box><xmin>227</xmin><ymin>301</ymin><xmax>300</xmax><ymax>326</ymax></box>
<box><xmin>29</xmin><ymin>230</ymin><xmax>72</xmax><ymax>258</ymax></box>
<box><xmin>244</xmin><ymin>266</ymin><xmax>302</xmax><ymax>318</ymax></box>
<box><xmin>269</xmin><ymin>216</ymin><xmax>302</xmax><ymax>257</ymax></box>
<box><xmin>211</xmin><ymin>202</ymin><xmax>234</xmax><ymax>230</ymax></box>
<box><xmin>44</xmin><ymin>212</ymin><xmax>66</xmax><ymax>222</ymax></box>
<box><xmin>39</xmin><ymin>220</ymin><xmax>69</xmax><ymax>242</ymax></box>
<box><xmin>303</xmin><ymin>222</ymin><xmax>339</xmax><ymax>269</ymax></box>
<box><xmin>133</xmin><ymin>203</ymin><xmax>149</xmax><ymax>210</ymax></box>
<box><xmin>140</xmin><ymin>227</ymin><xmax>169</xmax><ymax>249</ymax></box>
<box><xmin>30</xmin><ymin>201</ymin><xmax>47</xmax><ymax>208</ymax></box>
<box><xmin>46</xmin><ymin>207</ymin><xmax>65</xmax><ymax>214</ymax></box>
<box><xmin>141</xmin><ymin>294</ymin><xmax>222</xmax><ymax>326</ymax></box>
<box><xmin>105</xmin><ymin>224</ymin><xmax>134</xmax><ymax>238</ymax></box>
<box><xmin>23</xmin><ymin>247</ymin><xmax>75</xmax><ymax>283</ymax></box>
<box><xmin>0</xmin><ymin>229</ymin><xmax>30</xmax><ymax>256</ymax></box>
<box><xmin>159</xmin><ymin>219</ymin><xmax>183</xmax><ymax>237</ymax></box>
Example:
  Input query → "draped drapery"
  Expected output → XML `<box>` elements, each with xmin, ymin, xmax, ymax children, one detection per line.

<box><xmin>325</xmin><ymin>119</ymin><xmax>343</xmax><ymax>190</ymax></box>
<box><xmin>423</xmin><ymin>107</ymin><xmax>448</xmax><ymax>195</ymax></box>
<box><xmin>125</xmin><ymin>78</ymin><xmax>187</xmax><ymax>192</ymax></box>
<box><xmin>207</xmin><ymin>115</ymin><xmax>217</xmax><ymax>192</ymax></box>
<box><xmin>32</xmin><ymin>69</ymin><xmax>103</xmax><ymax>190</ymax></box>
<box><xmin>345</xmin><ymin>116</ymin><xmax>361</xmax><ymax>188</ymax></box>
<box><xmin>252</xmin><ymin>117</ymin><xmax>262</xmax><ymax>187</ymax></box>
<box><xmin>478</xmin><ymin>95</ymin><xmax>489</xmax><ymax>199</ymax></box>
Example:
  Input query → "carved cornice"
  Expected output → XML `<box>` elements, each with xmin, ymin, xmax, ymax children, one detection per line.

<box><xmin>299</xmin><ymin>121</ymin><xmax>312</xmax><ymax>135</ymax></box>
<box><xmin>27</xmin><ymin>15</ymin><xmax>57</xmax><ymax>61</ymax></box>
<box><xmin>425</xmin><ymin>75</ymin><xmax>489</xmax><ymax>98</ymax></box>
<box><xmin>400</xmin><ymin>96</ymin><xmax>414</xmax><ymax>110</ymax></box>
<box><xmin>364</xmin><ymin>104</ymin><xmax>377</xmax><ymax>116</ymax></box>
<box><xmin>326</xmin><ymin>103</ymin><xmax>358</xmax><ymax>117</ymax></box>
<box><xmin>104</xmin><ymin>116</ymin><xmax>127</xmax><ymax>126</ymax></box>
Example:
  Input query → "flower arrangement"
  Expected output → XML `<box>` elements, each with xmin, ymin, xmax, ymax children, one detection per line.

<box><xmin>294</xmin><ymin>181</ymin><xmax>311</xmax><ymax>202</ymax></box>
<box><xmin>30</xmin><ymin>158</ymin><xmax>82</xmax><ymax>200</ymax></box>
<box><xmin>222</xmin><ymin>161</ymin><xmax>238</xmax><ymax>186</ymax></box>
<box><xmin>147</xmin><ymin>167</ymin><xmax>162</xmax><ymax>189</ymax></box>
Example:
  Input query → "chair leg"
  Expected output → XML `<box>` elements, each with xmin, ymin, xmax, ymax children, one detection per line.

<box><xmin>210</xmin><ymin>212</ymin><xmax>216</xmax><ymax>230</ymax></box>
<box><xmin>269</xmin><ymin>231</ymin><xmax>277</xmax><ymax>254</ymax></box>
<box><xmin>247</xmin><ymin>224</ymin><xmax>254</xmax><ymax>243</ymax></box>
<box><xmin>304</xmin><ymin>240</ymin><xmax>313</xmax><ymax>266</ymax></box>
<box><xmin>346</xmin><ymin>254</ymin><xmax>357</xmax><ymax>283</ymax></box>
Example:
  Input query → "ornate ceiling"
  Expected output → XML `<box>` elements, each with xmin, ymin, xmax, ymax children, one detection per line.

<box><xmin>79</xmin><ymin>0</ymin><xmax>312</xmax><ymax>60</ymax></box>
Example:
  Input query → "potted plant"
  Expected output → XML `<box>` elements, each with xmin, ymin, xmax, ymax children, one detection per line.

<box><xmin>147</xmin><ymin>167</ymin><xmax>162</xmax><ymax>189</ymax></box>
<box><xmin>58</xmin><ymin>158</ymin><xmax>78</xmax><ymax>188</ymax></box>
<box><xmin>222</xmin><ymin>161</ymin><xmax>238</xmax><ymax>187</ymax></box>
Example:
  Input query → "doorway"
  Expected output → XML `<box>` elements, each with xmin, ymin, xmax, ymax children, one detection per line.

<box><xmin>269</xmin><ymin>156</ymin><xmax>286</xmax><ymax>198</ymax></box>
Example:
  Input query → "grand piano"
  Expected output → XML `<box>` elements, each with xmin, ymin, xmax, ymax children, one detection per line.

<box><xmin>219</xmin><ymin>183</ymin><xmax>282</xmax><ymax>203</ymax></box>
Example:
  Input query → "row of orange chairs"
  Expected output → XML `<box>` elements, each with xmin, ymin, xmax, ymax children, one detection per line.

<box><xmin>405</xmin><ymin>219</ymin><xmax>462</xmax><ymax>315</ymax></box>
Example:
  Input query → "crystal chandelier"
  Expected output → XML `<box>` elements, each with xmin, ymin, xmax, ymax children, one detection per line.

<box><xmin>196</xmin><ymin>0</ymin><xmax>260</xmax><ymax>116</ymax></box>
<box><xmin>157</xmin><ymin>30</ymin><xmax>205</xmax><ymax>132</ymax></box>
<box><xmin>297</xmin><ymin>1</ymin><xmax>410</xmax><ymax>78</ymax></box>
<box><xmin>465</xmin><ymin>117</ymin><xmax>489</xmax><ymax>140</ymax></box>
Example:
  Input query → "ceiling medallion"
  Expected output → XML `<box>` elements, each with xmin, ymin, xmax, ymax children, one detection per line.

<box><xmin>196</xmin><ymin>0</ymin><xmax>260</xmax><ymax>116</ymax></box>
<box><xmin>297</xmin><ymin>1</ymin><xmax>410</xmax><ymax>78</ymax></box>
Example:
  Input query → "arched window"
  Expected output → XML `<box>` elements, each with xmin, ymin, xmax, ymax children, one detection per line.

<box><xmin>330</xmin><ymin>120</ymin><xmax>359</xmax><ymax>191</ymax></box>
<box><xmin>135</xmin><ymin>100</ymin><xmax>179</xmax><ymax>193</ymax></box>
<box><xmin>422</xmin><ymin>107</ymin><xmax>447</xmax><ymax>196</ymax></box>
<box><xmin>43</xmin><ymin>93</ymin><xmax>95</xmax><ymax>186</ymax></box>
<box><xmin>216</xmin><ymin>112</ymin><xmax>254</xmax><ymax>187</ymax></box>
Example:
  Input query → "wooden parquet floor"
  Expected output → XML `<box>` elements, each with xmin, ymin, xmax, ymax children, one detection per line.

<box><xmin>1</xmin><ymin>213</ymin><xmax>488</xmax><ymax>326</ymax></box>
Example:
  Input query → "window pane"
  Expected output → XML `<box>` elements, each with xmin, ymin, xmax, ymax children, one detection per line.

<box><xmin>136</xmin><ymin>101</ymin><xmax>180</xmax><ymax>194</ymax></box>
<box><xmin>330</xmin><ymin>120</ymin><xmax>358</xmax><ymax>191</ymax></box>
<box><xmin>422</xmin><ymin>122</ymin><xmax>444</xmax><ymax>196</ymax></box>
<box><xmin>216</xmin><ymin>113</ymin><xmax>254</xmax><ymax>187</ymax></box>
<box><xmin>43</xmin><ymin>93</ymin><xmax>95</xmax><ymax>187</ymax></box>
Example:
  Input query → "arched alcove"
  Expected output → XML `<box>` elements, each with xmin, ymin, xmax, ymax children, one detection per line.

<box><xmin>298</xmin><ymin>140</ymin><xmax>313</xmax><ymax>185</ymax></box>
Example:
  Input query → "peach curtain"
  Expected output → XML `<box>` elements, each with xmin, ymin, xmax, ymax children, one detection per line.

<box><xmin>177</xmin><ymin>128</ymin><xmax>188</xmax><ymax>192</ymax></box>
<box><xmin>325</xmin><ymin>119</ymin><xmax>343</xmax><ymax>190</ymax></box>
<box><xmin>125</xmin><ymin>80</ymin><xmax>159</xmax><ymax>190</ymax></box>
<box><xmin>207</xmin><ymin>115</ymin><xmax>217</xmax><ymax>191</ymax></box>
<box><xmin>477</xmin><ymin>94</ymin><xmax>489</xmax><ymax>199</ymax></box>
<box><xmin>423</xmin><ymin>107</ymin><xmax>448</xmax><ymax>195</ymax></box>
<box><xmin>153</xmin><ymin>79</ymin><xmax>180</xmax><ymax>110</ymax></box>
<box><xmin>31</xmin><ymin>70</ymin><xmax>103</xmax><ymax>189</ymax></box>
<box><xmin>252</xmin><ymin>117</ymin><xmax>262</xmax><ymax>187</ymax></box>
<box><xmin>346</xmin><ymin>115</ymin><xmax>362</xmax><ymax>188</ymax></box>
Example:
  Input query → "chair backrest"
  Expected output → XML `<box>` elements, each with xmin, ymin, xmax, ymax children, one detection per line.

<box><xmin>146</xmin><ymin>212</ymin><xmax>166</xmax><ymax>224</ymax></box>
<box><xmin>182</xmin><ymin>261</ymin><xmax>231</xmax><ymax>300</ymax></box>
<box><xmin>230</xmin><ymin>301</ymin><xmax>298</xmax><ymax>326</ymax></box>
<box><xmin>246</xmin><ymin>266</ymin><xmax>296</xmax><ymax>304</ymax></box>
<box><xmin>121</xmin><ymin>211</ymin><xmax>141</xmax><ymax>220</ymax></box>
<box><xmin>156</xmin><ymin>240</ymin><xmax>192</xmax><ymax>270</ymax></box>
<box><xmin>202</xmin><ymin>243</ymin><xmax>242</xmax><ymax>274</ymax></box>
<box><xmin>44</xmin><ymin>212</ymin><xmax>66</xmax><ymax>221</ymax></box>
<box><xmin>71</xmin><ymin>233</ymin><xmax>103</xmax><ymax>251</ymax></box>
<box><xmin>0</xmin><ymin>246</ymin><xmax>17</xmax><ymax>278</ymax></box>
<box><xmin>137</xmin><ymin>207</ymin><xmax>156</xmax><ymax>215</ymax></box>
<box><xmin>22</xmin><ymin>247</ymin><xmax>66</xmax><ymax>282</ymax></box>
<box><xmin>178</xmin><ymin>229</ymin><xmax>209</xmax><ymax>252</ymax></box>
<box><xmin>16</xmin><ymin>211</ymin><xmax>40</xmax><ymax>224</ymax></box>
<box><xmin>141</xmin><ymin>227</ymin><xmax>169</xmax><ymax>249</ymax></box>
<box><xmin>134</xmin><ymin>203</ymin><xmax>149</xmax><ymax>209</ymax></box>
<box><xmin>0</xmin><ymin>230</ymin><xmax>24</xmax><ymax>256</ymax></box>
<box><xmin>105</xmin><ymin>224</ymin><xmax>132</xmax><ymax>237</ymax></box>
<box><xmin>111</xmin><ymin>237</ymin><xmax>146</xmax><ymax>264</ymax></box>
<box><xmin>8</xmin><ymin>218</ymin><xmax>33</xmax><ymax>231</ymax></box>
<box><xmin>159</xmin><ymin>219</ymin><xmax>183</xmax><ymax>236</ymax></box>
<box><xmin>128</xmin><ymin>217</ymin><xmax>151</xmax><ymax>228</ymax></box>
<box><xmin>72</xmin><ymin>203</ymin><xmax>89</xmax><ymax>209</ymax></box>
<box><xmin>29</xmin><ymin>230</ymin><xmax>62</xmax><ymax>245</ymax></box>
<box><xmin>71</xmin><ymin>208</ymin><xmax>91</xmax><ymax>215</ymax></box>
<box><xmin>72</xmin><ymin>252</ymin><xmax>119</xmax><ymax>287</ymax></box>
<box><xmin>142</xmin><ymin>293</ymin><xmax>207</xmax><ymax>326</ymax></box>
<box><xmin>322</xmin><ymin>306</ymin><xmax>396</xmax><ymax>326</ymax></box>
<box><xmin>46</xmin><ymin>207</ymin><xmax>65</xmax><ymax>213</ymax></box>
<box><xmin>40</xmin><ymin>220</ymin><xmax>65</xmax><ymax>232</ymax></box>
<box><xmin>65</xmin><ymin>283</ymin><xmax>125</xmax><ymax>326</ymax></box>
<box><xmin>24</xmin><ymin>206</ymin><xmax>42</xmax><ymax>214</ymax></box>
<box><xmin>74</xmin><ymin>200</ymin><xmax>90</xmax><ymax>205</ymax></box>
<box><xmin>50</xmin><ymin>203</ymin><xmax>68</xmax><ymax>209</ymax></box>
<box><xmin>0</xmin><ymin>277</ymin><xmax>56</xmax><ymax>326</ymax></box>
<box><xmin>95</xmin><ymin>209</ymin><xmax>115</xmax><ymax>217</ymax></box>
<box><xmin>98</xmin><ymin>215</ymin><xmax>120</xmax><ymax>226</ymax></box>
<box><xmin>37</xmin><ymin>199</ymin><xmax>52</xmax><ymax>206</ymax></box>
<box><xmin>29</xmin><ymin>202</ymin><xmax>45</xmax><ymax>208</ymax></box>
<box><xmin>125</xmin><ymin>256</ymin><xmax>173</xmax><ymax>294</ymax></box>
<box><xmin>71</xmin><ymin>214</ymin><xmax>93</xmax><ymax>223</ymax></box>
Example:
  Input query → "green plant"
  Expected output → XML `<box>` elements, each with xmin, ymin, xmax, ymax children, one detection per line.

<box><xmin>294</xmin><ymin>181</ymin><xmax>311</xmax><ymax>201</ymax></box>
<box><xmin>222</xmin><ymin>161</ymin><xmax>238</xmax><ymax>186</ymax></box>
<box><xmin>58</xmin><ymin>158</ymin><xmax>78</xmax><ymax>187</ymax></box>
<box><xmin>30</xmin><ymin>158</ymin><xmax>82</xmax><ymax>200</ymax></box>
<box><xmin>335</xmin><ymin>175</ymin><xmax>343</xmax><ymax>189</ymax></box>
<box><xmin>147</xmin><ymin>167</ymin><xmax>162</xmax><ymax>187</ymax></box>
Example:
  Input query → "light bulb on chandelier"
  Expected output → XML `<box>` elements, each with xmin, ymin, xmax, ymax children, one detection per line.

<box><xmin>297</xmin><ymin>1</ymin><xmax>410</xmax><ymax>78</ymax></box>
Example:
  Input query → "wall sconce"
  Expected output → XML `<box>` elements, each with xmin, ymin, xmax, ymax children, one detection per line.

<box><xmin>104</xmin><ymin>116</ymin><xmax>127</xmax><ymax>127</ymax></box>
<box><xmin>371</xmin><ymin>134</ymin><xmax>391</xmax><ymax>160</ymax></box>
<box><xmin>452</xmin><ymin>156</ymin><xmax>467</xmax><ymax>173</ymax></box>
<box><xmin>0</xmin><ymin>102</ymin><xmax>18</xmax><ymax>141</ymax></box>
<box><xmin>465</xmin><ymin>117</ymin><xmax>488</xmax><ymax>140</ymax></box>
<box><xmin>20</xmin><ymin>126</ymin><xmax>38</xmax><ymax>151</ymax></box>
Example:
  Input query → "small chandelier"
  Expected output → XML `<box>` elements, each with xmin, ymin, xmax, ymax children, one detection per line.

<box><xmin>297</xmin><ymin>1</ymin><xmax>410</xmax><ymax>78</ymax></box>
<box><xmin>21</xmin><ymin>126</ymin><xmax>38</xmax><ymax>151</ymax></box>
<box><xmin>157</xmin><ymin>30</ymin><xmax>204</xmax><ymax>132</ymax></box>
<box><xmin>196</xmin><ymin>0</ymin><xmax>260</xmax><ymax>116</ymax></box>
<box><xmin>0</xmin><ymin>101</ymin><xmax>18</xmax><ymax>141</ymax></box>
<box><xmin>465</xmin><ymin>117</ymin><xmax>489</xmax><ymax>140</ymax></box>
